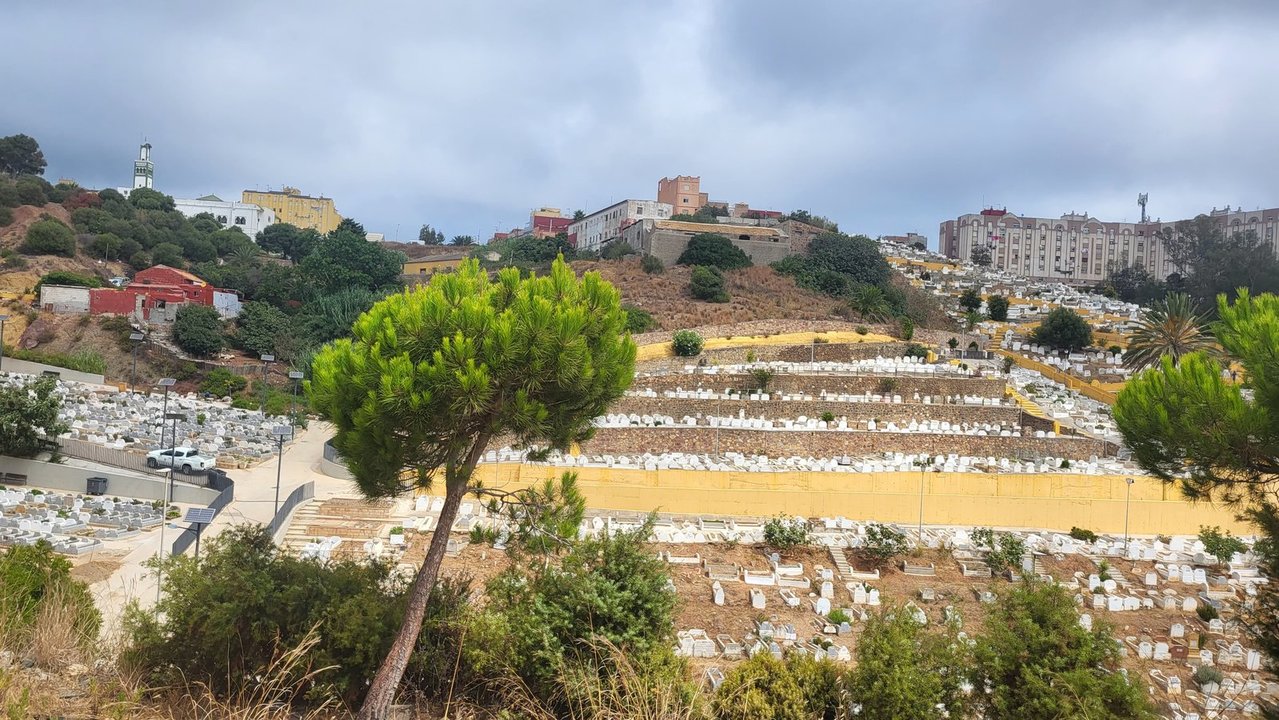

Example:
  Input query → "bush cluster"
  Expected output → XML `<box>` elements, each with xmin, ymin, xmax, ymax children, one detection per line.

<box><xmin>672</xmin><ymin>329</ymin><xmax>704</xmax><ymax>356</ymax></box>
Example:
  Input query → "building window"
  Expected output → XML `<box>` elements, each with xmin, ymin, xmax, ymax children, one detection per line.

<box><xmin>235</xmin><ymin>216</ymin><xmax>246</xmax><ymax>225</ymax></box>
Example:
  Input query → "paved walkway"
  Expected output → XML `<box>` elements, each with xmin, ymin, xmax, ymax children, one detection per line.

<box><xmin>90</xmin><ymin>422</ymin><xmax>359</xmax><ymax>629</ymax></box>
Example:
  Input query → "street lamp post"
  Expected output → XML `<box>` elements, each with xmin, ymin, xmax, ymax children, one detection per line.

<box><xmin>260</xmin><ymin>354</ymin><xmax>275</xmax><ymax>413</ymax></box>
<box><xmin>1124</xmin><ymin>476</ymin><xmax>1135</xmax><ymax>557</ymax></box>
<box><xmin>0</xmin><ymin>314</ymin><xmax>9</xmax><ymax>373</ymax></box>
<box><xmin>129</xmin><ymin>332</ymin><xmax>145</xmax><ymax>393</ymax></box>
<box><xmin>154</xmin><ymin>378</ymin><xmax>177</xmax><ymax>604</ymax></box>
<box><xmin>272</xmin><ymin>425</ymin><xmax>291</xmax><ymax>521</ymax></box>
<box><xmin>288</xmin><ymin>370</ymin><xmax>304</xmax><ymax>439</ymax></box>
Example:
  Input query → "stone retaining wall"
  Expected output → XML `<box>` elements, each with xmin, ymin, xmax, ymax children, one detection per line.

<box><xmin>612</xmin><ymin>396</ymin><xmax>1025</xmax><ymax>426</ymax></box>
<box><xmin>640</xmin><ymin>342</ymin><xmax>918</xmax><ymax>373</ymax></box>
<box><xmin>632</xmin><ymin>373</ymin><xmax>1007</xmax><ymax>399</ymax></box>
<box><xmin>581</xmin><ymin>426</ymin><xmax>1110</xmax><ymax>460</ymax></box>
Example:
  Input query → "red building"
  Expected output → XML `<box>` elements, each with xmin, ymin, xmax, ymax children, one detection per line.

<box><xmin>530</xmin><ymin>215</ymin><xmax>571</xmax><ymax>238</ymax></box>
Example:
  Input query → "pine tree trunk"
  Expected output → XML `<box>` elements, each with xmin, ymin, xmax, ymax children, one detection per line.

<box><xmin>357</xmin><ymin>453</ymin><xmax>482</xmax><ymax>719</ymax></box>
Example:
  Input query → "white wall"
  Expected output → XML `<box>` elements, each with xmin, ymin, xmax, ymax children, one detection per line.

<box><xmin>212</xmin><ymin>290</ymin><xmax>242</xmax><ymax>319</ymax></box>
<box><xmin>38</xmin><ymin>284</ymin><xmax>90</xmax><ymax>313</ymax></box>
<box><xmin>568</xmin><ymin>200</ymin><xmax>673</xmax><ymax>251</ymax></box>
<box><xmin>173</xmin><ymin>198</ymin><xmax>276</xmax><ymax>238</ymax></box>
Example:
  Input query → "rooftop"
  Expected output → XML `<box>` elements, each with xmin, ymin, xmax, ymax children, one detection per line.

<box><xmin>655</xmin><ymin>220</ymin><xmax>785</xmax><ymax>238</ymax></box>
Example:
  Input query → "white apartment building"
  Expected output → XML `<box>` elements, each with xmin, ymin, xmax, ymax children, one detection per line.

<box><xmin>940</xmin><ymin>206</ymin><xmax>1279</xmax><ymax>283</ymax></box>
<box><xmin>173</xmin><ymin>195</ymin><xmax>276</xmax><ymax>238</ymax></box>
<box><xmin>568</xmin><ymin>200</ymin><xmax>674</xmax><ymax>251</ymax></box>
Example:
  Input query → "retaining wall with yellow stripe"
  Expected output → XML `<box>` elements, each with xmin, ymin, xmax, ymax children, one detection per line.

<box><xmin>457</xmin><ymin>463</ymin><xmax>1250</xmax><ymax>536</ymax></box>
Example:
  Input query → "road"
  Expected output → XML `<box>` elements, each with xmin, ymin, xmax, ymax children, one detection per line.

<box><xmin>90</xmin><ymin>422</ymin><xmax>360</xmax><ymax>629</ymax></box>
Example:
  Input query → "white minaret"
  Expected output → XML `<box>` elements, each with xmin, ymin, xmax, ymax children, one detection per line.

<box><xmin>133</xmin><ymin>142</ymin><xmax>154</xmax><ymax>189</ymax></box>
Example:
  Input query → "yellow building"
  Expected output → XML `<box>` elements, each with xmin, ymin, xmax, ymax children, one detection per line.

<box><xmin>402</xmin><ymin>253</ymin><xmax>468</xmax><ymax>277</ymax></box>
<box><xmin>241</xmin><ymin>186</ymin><xmax>342</xmax><ymax>233</ymax></box>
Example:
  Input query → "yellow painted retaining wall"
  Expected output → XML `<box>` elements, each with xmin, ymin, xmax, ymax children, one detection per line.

<box><xmin>637</xmin><ymin>331</ymin><xmax>896</xmax><ymax>362</ymax></box>
<box><xmin>456</xmin><ymin>464</ymin><xmax>1250</xmax><ymax>536</ymax></box>
<box><xmin>997</xmin><ymin>350</ymin><xmax>1117</xmax><ymax>405</ymax></box>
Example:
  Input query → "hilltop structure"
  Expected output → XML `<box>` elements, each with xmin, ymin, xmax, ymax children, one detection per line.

<box><xmin>242</xmin><ymin>186</ymin><xmax>343</xmax><ymax>233</ymax></box>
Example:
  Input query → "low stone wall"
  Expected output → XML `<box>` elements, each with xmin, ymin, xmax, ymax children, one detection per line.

<box><xmin>1</xmin><ymin>455</ymin><xmax>222</xmax><ymax>505</ymax></box>
<box><xmin>581</xmin><ymin>426</ymin><xmax>1110</xmax><ymax>461</ymax></box>
<box><xmin>632</xmin><ymin>372</ymin><xmax>1007</xmax><ymax>399</ymax></box>
<box><xmin>611</xmin><ymin>395</ymin><xmax>1025</xmax><ymax>426</ymax></box>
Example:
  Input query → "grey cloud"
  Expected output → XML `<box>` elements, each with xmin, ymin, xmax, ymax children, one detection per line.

<box><xmin>2</xmin><ymin>0</ymin><xmax>1277</xmax><ymax>246</ymax></box>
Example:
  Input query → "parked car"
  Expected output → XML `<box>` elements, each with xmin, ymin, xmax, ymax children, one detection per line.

<box><xmin>146</xmin><ymin>447</ymin><xmax>215</xmax><ymax>474</ymax></box>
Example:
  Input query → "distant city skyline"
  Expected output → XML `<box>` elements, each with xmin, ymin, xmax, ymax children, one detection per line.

<box><xmin>4</xmin><ymin>2</ymin><xmax>1278</xmax><ymax>249</ymax></box>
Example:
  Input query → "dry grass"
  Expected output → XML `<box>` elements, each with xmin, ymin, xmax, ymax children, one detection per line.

<box><xmin>574</xmin><ymin>257</ymin><xmax>842</xmax><ymax>331</ymax></box>
<box><xmin>27</xmin><ymin>584</ymin><xmax>94</xmax><ymax>670</ymax></box>
<box><xmin>151</xmin><ymin>627</ymin><xmax>344</xmax><ymax>720</ymax></box>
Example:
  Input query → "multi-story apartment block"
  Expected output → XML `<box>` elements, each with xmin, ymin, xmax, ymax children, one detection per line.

<box><xmin>242</xmin><ymin>186</ymin><xmax>343</xmax><ymax>233</ymax></box>
<box><xmin>940</xmin><ymin>206</ymin><xmax>1279</xmax><ymax>283</ymax></box>
<box><xmin>567</xmin><ymin>200</ymin><xmax>673</xmax><ymax>251</ymax></box>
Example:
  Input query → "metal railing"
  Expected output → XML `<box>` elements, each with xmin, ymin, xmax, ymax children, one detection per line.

<box><xmin>267</xmin><ymin>481</ymin><xmax>315</xmax><ymax>539</ymax></box>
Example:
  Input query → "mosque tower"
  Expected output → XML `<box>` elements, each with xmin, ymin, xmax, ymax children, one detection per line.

<box><xmin>133</xmin><ymin>142</ymin><xmax>154</xmax><ymax>189</ymax></box>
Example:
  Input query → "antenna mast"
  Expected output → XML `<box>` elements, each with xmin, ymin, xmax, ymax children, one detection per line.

<box><xmin>1138</xmin><ymin>193</ymin><xmax>1149</xmax><ymax>223</ymax></box>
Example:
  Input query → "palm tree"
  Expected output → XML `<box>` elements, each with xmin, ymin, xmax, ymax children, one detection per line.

<box><xmin>1123</xmin><ymin>292</ymin><xmax>1215</xmax><ymax>371</ymax></box>
<box><xmin>848</xmin><ymin>285</ymin><xmax>892</xmax><ymax>322</ymax></box>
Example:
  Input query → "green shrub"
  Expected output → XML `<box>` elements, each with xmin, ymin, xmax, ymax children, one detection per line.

<box><xmin>675</xmin><ymin>233</ymin><xmax>751</xmax><ymax>270</ymax></box>
<box><xmin>122</xmin><ymin>525</ymin><xmax>459</xmax><ymax>706</ymax></box>
<box><xmin>903</xmin><ymin>342</ymin><xmax>928</xmax><ymax>359</ymax></box>
<box><xmin>1069</xmin><ymin>526</ymin><xmax>1098</xmax><ymax>543</ymax></box>
<box><xmin>1194</xmin><ymin>665</ymin><xmax>1223</xmax><ymax>686</ymax></box>
<box><xmin>199</xmin><ymin>367</ymin><xmax>249</xmax><ymax>397</ymax></box>
<box><xmin>689</xmin><ymin>265</ymin><xmax>729</xmax><ymax>302</ymax></box>
<box><xmin>623</xmin><ymin>305</ymin><xmax>655</xmax><ymax>334</ymax></box>
<box><xmin>172</xmin><ymin>304</ymin><xmax>224</xmax><ymax>357</ymax></box>
<box><xmin>750</xmin><ymin>367</ymin><xmax>774</xmax><ymax>392</ymax></box>
<box><xmin>712</xmin><ymin>654</ymin><xmax>806</xmax><ymax>720</ymax></box>
<box><xmin>827</xmin><ymin>608</ymin><xmax>851</xmax><ymax>625</ymax></box>
<box><xmin>987</xmin><ymin>294</ymin><xmax>1009</xmax><ymax>321</ymax></box>
<box><xmin>0</xmin><ymin>206</ymin><xmax>11</xmax><ymax>227</ymax></box>
<box><xmin>1199</xmin><ymin>525</ymin><xmax>1247</xmax><ymax>564</ymax></box>
<box><xmin>821</xmin><ymin>411</ymin><xmax>835</xmax><ymax>423</ymax></box>
<box><xmin>1196</xmin><ymin>603</ymin><xmax>1219</xmax><ymax>622</ymax></box>
<box><xmin>640</xmin><ymin>254</ymin><xmax>664</xmax><ymax>274</ymax></box>
<box><xmin>876</xmin><ymin>377</ymin><xmax>897</xmax><ymax>394</ymax></box>
<box><xmin>900</xmin><ymin>317</ymin><xmax>915</xmax><ymax>340</ymax></box>
<box><xmin>5</xmin><ymin>346</ymin><xmax>106</xmax><ymax>374</ymax></box>
<box><xmin>19</xmin><ymin>217</ymin><xmax>76</xmax><ymax>257</ymax></box>
<box><xmin>33</xmin><ymin>270</ymin><xmax>103</xmax><ymax>298</ymax></box>
<box><xmin>1002</xmin><ymin>356</ymin><xmax>1014</xmax><ymax>373</ymax></box>
<box><xmin>855</xmin><ymin>325</ymin><xmax>868</xmax><ymax>335</ymax></box>
<box><xmin>477</xmin><ymin>521</ymin><xmax>677</xmax><ymax>700</ymax></box>
<box><xmin>0</xmin><ymin>541</ymin><xmax>101</xmax><ymax>645</ymax></box>
<box><xmin>600</xmin><ymin>241</ymin><xmax>637</xmax><ymax>260</ymax></box>
<box><xmin>1031</xmin><ymin>307</ymin><xmax>1094</xmax><ymax>351</ymax></box>
<box><xmin>863</xmin><ymin>522</ymin><xmax>909</xmax><ymax>566</ymax></box>
<box><xmin>671</xmin><ymin>329</ymin><xmax>703</xmax><ymax>357</ymax></box>
<box><xmin>763</xmin><ymin>515</ymin><xmax>809</xmax><ymax>549</ymax></box>
<box><xmin>947</xmin><ymin>337</ymin><xmax>959</xmax><ymax>349</ymax></box>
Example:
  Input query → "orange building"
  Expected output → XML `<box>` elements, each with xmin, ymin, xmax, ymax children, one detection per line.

<box><xmin>658</xmin><ymin>176</ymin><xmax>709</xmax><ymax>214</ymax></box>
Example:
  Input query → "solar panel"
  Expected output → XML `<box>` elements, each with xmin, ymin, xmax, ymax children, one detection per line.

<box><xmin>184</xmin><ymin>507</ymin><xmax>216</xmax><ymax>524</ymax></box>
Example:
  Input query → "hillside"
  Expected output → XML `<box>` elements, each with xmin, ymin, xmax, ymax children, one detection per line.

<box><xmin>572</xmin><ymin>256</ymin><xmax>845</xmax><ymax>330</ymax></box>
<box><xmin>0</xmin><ymin>203</ymin><xmax>130</xmax><ymax>297</ymax></box>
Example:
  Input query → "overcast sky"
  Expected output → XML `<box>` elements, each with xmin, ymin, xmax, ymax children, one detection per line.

<box><xmin>5</xmin><ymin>1</ymin><xmax>1277</xmax><ymax>247</ymax></box>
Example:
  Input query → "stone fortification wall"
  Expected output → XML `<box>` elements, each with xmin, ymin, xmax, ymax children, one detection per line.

<box><xmin>632</xmin><ymin>373</ymin><xmax>1007</xmax><ymax>399</ymax></box>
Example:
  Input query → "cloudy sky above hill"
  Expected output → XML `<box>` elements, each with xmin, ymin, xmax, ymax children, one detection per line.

<box><xmin>4</xmin><ymin>1</ymin><xmax>1277</xmax><ymax>245</ymax></box>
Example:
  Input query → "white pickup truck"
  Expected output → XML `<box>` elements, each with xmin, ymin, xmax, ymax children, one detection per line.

<box><xmin>146</xmin><ymin>447</ymin><xmax>216</xmax><ymax>474</ymax></box>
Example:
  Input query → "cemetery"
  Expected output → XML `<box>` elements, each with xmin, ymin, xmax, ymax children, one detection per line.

<box><xmin>279</xmin><ymin>485</ymin><xmax>1279</xmax><ymax>716</ymax></box>
<box><xmin>0</xmin><ymin>372</ymin><xmax>294</xmax><ymax>470</ymax></box>
<box><xmin>0</xmin><ymin>486</ymin><xmax>172</xmax><ymax>555</ymax></box>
